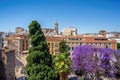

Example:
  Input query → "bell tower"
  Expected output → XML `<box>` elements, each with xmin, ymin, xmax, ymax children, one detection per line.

<box><xmin>54</xmin><ymin>21</ymin><xmax>59</xmax><ymax>35</ymax></box>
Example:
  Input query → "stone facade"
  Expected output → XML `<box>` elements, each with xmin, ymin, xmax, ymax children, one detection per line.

<box><xmin>42</xmin><ymin>22</ymin><xmax>59</xmax><ymax>36</ymax></box>
<box><xmin>0</xmin><ymin>50</ymin><xmax>6</xmax><ymax>80</ymax></box>
<box><xmin>15</xmin><ymin>54</ymin><xmax>27</xmax><ymax>79</ymax></box>
<box><xmin>3</xmin><ymin>33</ymin><xmax>29</xmax><ymax>54</ymax></box>
<box><xmin>46</xmin><ymin>35</ymin><xmax>116</xmax><ymax>55</ymax></box>
<box><xmin>99</xmin><ymin>30</ymin><xmax>106</xmax><ymax>37</ymax></box>
<box><xmin>1</xmin><ymin>49</ymin><xmax>15</xmax><ymax>80</ymax></box>
<box><xmin>16</xmin><ymin>27</ymin><xmax>25</xmax><ymax>33</ymax></box>
<box><xmin>61</xmin><ymin>27</ymin><xmax>77</xmax><ymax>36</ymax></box>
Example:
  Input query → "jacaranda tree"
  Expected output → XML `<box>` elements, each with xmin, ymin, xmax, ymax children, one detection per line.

<box><xmin>72</xmin><ymin>45</ymin><xmax>117</xmax><ymax>79</ymax></box>
<box><xmin>115</xmin><ymin>50</ymin><xmax>120</xmax><ymax>78</ymax></box>
<box><xmin>98</xmin><ymin>48</ymin><xmax>117</xmax><ymax>77</ymax></box>
<box><xmin>25</xmin><ymin>21</ymin><xmax>57</xmax><ymax>80</ymax></box>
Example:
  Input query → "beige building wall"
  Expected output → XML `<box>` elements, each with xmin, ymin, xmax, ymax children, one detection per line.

<box><xmin>2</xmin><ymin>49</ymin><xmax>15</xmax><ymax>80</ymax></box>
<box><xmin>46</xmin><ymin>35</ymin><xmax>117</xmax><ymax>55</ymax></box>
<box><xmin>3</xmin><ymin>34</ymin><xmax>30</xmax><ymax>55</ymax></box>
<box><xmin>61</xmin><ymin>27</ymin><xmax>77</xmax><ymax>36</ymax></box>
<box><xmin>46</xmin><ymin>36</ymin><xmax>62</xmax><ymax>55</ymax></box>
<box><xmin>16</xmin><ymin>27</ymin><xmax>24</xmax><ymax>33</ymax></box>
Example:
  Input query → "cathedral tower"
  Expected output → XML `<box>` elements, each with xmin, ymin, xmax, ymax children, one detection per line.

<box><xmin>54</xmin><ymin>21</ymin><xmax>59</xmax><ymax>35</ymax></box>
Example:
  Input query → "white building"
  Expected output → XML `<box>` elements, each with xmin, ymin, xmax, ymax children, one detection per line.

<box><xmin>61</xmin><ymin>27</ymin><xmax>77</xmax><ymax>36</ymax></box>
<box><xmin>115</xmin><ymin>38</ymin><xmax>120</xmax><ymax>43</ymax></box>
<box><xmin>106</xmin><ymin>32</ymin><xmax>120</xmax><ymax>43</ymax></box>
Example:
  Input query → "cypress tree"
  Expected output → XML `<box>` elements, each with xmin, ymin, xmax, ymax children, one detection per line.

<box><xmin>25</xmin><ymin>21</ymin><xmax>56</xmax><ymax>80</ymax></box>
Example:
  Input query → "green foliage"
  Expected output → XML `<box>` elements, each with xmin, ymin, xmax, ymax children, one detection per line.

<box><xmin>59</xmin><ymin>40</ymin><xmax>69</xmax><ymax>53</ymax></box>
<box><xmin>53</xmin><ymin>40</ymin><xmax>71</xmax><ymax>80</ymax></box>
<box><xmin>117</xmin><ymin>43</ymin><xmax>120</xmax><ymax>50</ymax></box>
<box><xmin>53</xmin><ymin>53</ymin><xmax>71</xmax><ymax>73</ymax></box>
<box><xmin>53</xmin><ymin>41</ymin><xmax>71</xmax><ymax>79</ymax></box>
<box><xmin>25</xmin><ymin>21</ymin><xmax>57</xmax><ymax>80</ymax></box>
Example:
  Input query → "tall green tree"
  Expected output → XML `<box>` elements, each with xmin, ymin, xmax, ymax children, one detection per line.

<box><xmin>25</xmin><ymin>21</ymin><xmax>57</xmax><ymax>80</ymax></box>
<box><xmin>117</xmin><ymin>43</ymin><xmax>120</xmax><ymax>50</ymax></box>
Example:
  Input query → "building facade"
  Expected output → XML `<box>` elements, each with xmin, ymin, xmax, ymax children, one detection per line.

<box><xmin>3</xmin><ymin>31</ymin><xmax>117</xmax><ymax>55</ymax></box>
<box><xmin>99</xmin><ymin>30</ymin><xmax>107</xmax><ymax>37</ymax></box>
<box><xmin>46</xmin><ymin>36</ymin><xmax>63</xmax><ymax>55</ymax></box>
<box><xmin>99</xmin><ymin>30</ymin><xmax>120</xmax><ymax>43</ymax></box>
<box><xmin>42</xmin><ymin>22</ymin><xmax>59</xmax><ymax>36</ymax></box>
<box><xmin>16</xmin><ymin>27</ymin><xmax>25</xmax><ymax>33</ymax></box>
<box><xmin>0</xmin><ymin>50</ymin><xmax>6</xmax><ymax>80</ymax></box>
<box><xmin>61</xmin><ymin>27</ymin><xmax>77</xmax><ymax>36</ymax></box>
<box><xmin>3</xmin><ymin>33</ymin><xmax>29</xmax><ymax>55</ymax></box>
<box><xmin>63</xmin><ymin>35</ymin><xmax>116</xmax><ymax>51</ymax></box>
<box><xmin>46</xmin><ymin>35</ymin><xmax>116</xmax><ymax>55</ymax></box>
<box><xmin>1</xmin><ymin>49</ymin><xmax>15</xmax><ymax>80</ymax></box>
<box><xmin>3</xmin><ymin>28</ymin><xmax>117</xmax><ymax>56</ymax></box>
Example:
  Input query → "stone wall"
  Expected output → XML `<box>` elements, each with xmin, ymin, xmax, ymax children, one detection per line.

<box><xmin>0</xmin><ymin>50</ymin><xmax>6</xmax><ymax>80</ymax></box>
<box><xmin>2</xmin><ymin>49</ymin><xmax>15</xmax><ymax>80</ymax></box>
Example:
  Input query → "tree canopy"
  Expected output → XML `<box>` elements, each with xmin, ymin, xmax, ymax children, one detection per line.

<box><xmin>117</xmin><ymin>43</ymin><xmax>120</xmax><ymax>50</ymax></box>
<box><xmin>25</xmin><ymin>21</ymin><xmax>57</xmax><ymax>80</ymax></box>
<box><xmin>59</xmin><ymin>40</ymin><xmax>69</xmax><ymax>53</ymax></box>
<box><xmin>53</xmin><ymin>40</ymin><xmax>71</xmax><ymax>80</ymax></box>
<box><xmin>72</xmin><ymin>45</ymin><xmax>117</xmax><ymax>79</ymax></box>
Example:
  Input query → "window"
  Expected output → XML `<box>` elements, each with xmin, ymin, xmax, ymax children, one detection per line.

<box><xmin>80</xmin><ymin>43</ymin><xmax>82</xmax><ymax>46</ymax></box>
<box><xmin>63</xmin><ymin>38</ymin><xmax>66</xmax><ymax>40</ymax></box>
<box><xmin>104</xmin><ymin>43</ymin><xmax>106</xmax><ymax>47</ymax></box>
<box><xmin>55</xmin><ymin>49</ymin><xmax>58</xmax><ymax>52</ymax></box>
<box><xmin>100</xmin><ymin>43</ymin><xmax>102</xmax><ymax>47</ymax></box>
<box><xmin>108</xmin><ymin>43</ymin><xmax>111</xmax><ymax>48</ymax></box>
<box><xmin>55</xmin><ymin>43</ymin><xmax>58</xmax><ymax>47</ymax></box>
<box><xmin>72</xmin><ymin>47</ymin><xmax>74</xmax><ymax>50</ymax></box>
<box><xmin>95</xmin><ymin>38</ymin><xmax>108</xmax><ymax>41</ymax></box>
<box><xmin>48</xmin><ymin>43</ymin><xmax>50</xmax><ymax>47</ymax></box>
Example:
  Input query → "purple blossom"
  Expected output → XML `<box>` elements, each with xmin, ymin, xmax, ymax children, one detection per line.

<box><xmin>116</xmin><ymin>50</ymin><xmax>120</xmax><ymax>57</ymax></box>
<box><xmin>71</xmin><ymin>45</ymin><xmax>118</xmax><ymax>77</ymax></box>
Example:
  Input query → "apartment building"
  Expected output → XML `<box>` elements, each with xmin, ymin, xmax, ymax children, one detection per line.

<box><xmin>99</xmin><ymin>30</ymin><xmax>120</xmax><ymax>43</ymax></box>
<box><xmin>46</xmin><ymin>36</ymin><xmax>63</xmax><ymax>55</ymax></box>
<box><xmin>46</xmin><ymin>35</ymin><xmax>116</xmax><ymax>55</ymax></box>
<box><xmin>3</xmin><ymin>29</ymin><xmax>117</xmax><ymax>55</ymax></box>
<box><xmin>3</xmin><ymin>33</ymin><xmax>29</xmax><ymax>54</ymax></box>
<box><xmin>63</xmin><ymin>35</ymin><xmax>116</xmax><ymax>50</ymax></box>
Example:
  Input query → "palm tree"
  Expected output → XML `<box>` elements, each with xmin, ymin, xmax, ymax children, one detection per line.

<box><xmin>53</xmin><ymin>52</ymin><xmax>71</xmax><ymax>80</ymax></box>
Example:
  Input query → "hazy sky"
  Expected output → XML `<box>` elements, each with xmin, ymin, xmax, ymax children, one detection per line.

<box><xmin>0</xmin><ymin>0</ymin><xmax>120</xmax><ymax>34</ymax></box>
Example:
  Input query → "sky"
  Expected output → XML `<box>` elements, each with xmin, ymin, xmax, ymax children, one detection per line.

<box><xmin>0</xmin><ymin>0</ymin><xmax>120</xmax><ymax>34</ymax></box>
